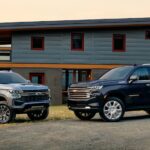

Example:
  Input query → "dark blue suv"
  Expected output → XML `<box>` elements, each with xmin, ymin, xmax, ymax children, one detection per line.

<box><xmin>67</xmin><ymin>64</ymin><xmax>150</xmax><ymax>122</ymax></box>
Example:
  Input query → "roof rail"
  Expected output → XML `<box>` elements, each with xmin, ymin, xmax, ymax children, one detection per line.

<box><xmin>0</xmin><ymin>70</ymin><xmax>12</xmax><ymax>72</ymax></box>
<box><xmin>142</xmin><ymin>64</ymin><xmax>150</xmax><ymax>66</ymax></box>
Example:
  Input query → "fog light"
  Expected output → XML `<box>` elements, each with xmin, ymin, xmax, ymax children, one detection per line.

<box><xmin>85</xmin><ymin>106</ymin><xmax>91</xmax><ymax>109</ymax></box>
<box><xmin>89</xmin><ymin>103</ymin><xmax>99</xmax><ymax>107</ymax></box>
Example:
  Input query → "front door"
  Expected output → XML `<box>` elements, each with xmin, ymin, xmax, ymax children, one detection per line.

<box><xmin>127</xmin><ymin>67</ymin><xmax>150</xmax><ymax>107</ymax></box>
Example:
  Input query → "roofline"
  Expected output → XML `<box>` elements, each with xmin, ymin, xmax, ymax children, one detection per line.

<box><xmin>0</xmin><ymin>17</ymin><xmax>150</xmax><ymax>32</ymax></box>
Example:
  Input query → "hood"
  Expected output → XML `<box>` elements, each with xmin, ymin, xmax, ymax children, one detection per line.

<box><xmin>0</xmin><ymin>83</ymin><xmax>48</xmax><ymax>91</ymax></box>
<box><xmin>70</xmin><ymin>79</ymin><xmax>126</xmax><ymax>88</ymax></box>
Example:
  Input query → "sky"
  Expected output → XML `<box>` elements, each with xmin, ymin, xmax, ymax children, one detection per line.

<box><xmin>0</xmin><ymin>0</ymin><xmax>150</xmax><ymax>22</ymax></box>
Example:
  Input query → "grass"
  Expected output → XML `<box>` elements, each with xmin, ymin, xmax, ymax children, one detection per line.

<box><xmin>48</xmin><ymin>105</ymin><xmax>75</xmax><ymax>120</ymax></box>
<box><xmin>0</xmin><ymin>105</ymin><xmax>75</xmax><ymax>128</ymax></box>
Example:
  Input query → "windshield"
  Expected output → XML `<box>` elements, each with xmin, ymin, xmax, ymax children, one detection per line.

<box><xmin>100</xmin><ymin>66</ymin><xmax>134</xmax><ymax>80</ymax></box>
<box><xmin>0</xmin><ymin>72</ymin><xmax>27</xmax><ymax>84</ymax></box>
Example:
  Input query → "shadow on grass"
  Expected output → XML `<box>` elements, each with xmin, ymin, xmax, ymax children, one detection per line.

<box><xmin>13</xmin><ymin>117</ymin><xmax>74</xmax><ymax>124</ymax></box>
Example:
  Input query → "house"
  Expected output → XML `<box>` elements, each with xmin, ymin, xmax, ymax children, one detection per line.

<box><xmin>0</xmin><ymin>17</ymin><xmax>150</xmax><ymax>104</ymax></box>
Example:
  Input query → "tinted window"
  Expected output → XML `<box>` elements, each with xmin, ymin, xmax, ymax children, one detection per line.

<box><xmin>132</xmin><ymin>67</ymin><xmax>149</xmax><ymax>80</ymax></box>
<box><xmin>146</xmin><ymin>67</ymin><xmax>150</xmax><ymax>76</ymax></box>
<box><xmin>0</xmin><ymin>72</ymin><xmax>27</xmax><ymax>84</ymax></box>
<box><xmin>100</xmin><ymin>66</ymin><xmax>133</xmax><ymax>80</ymax></box>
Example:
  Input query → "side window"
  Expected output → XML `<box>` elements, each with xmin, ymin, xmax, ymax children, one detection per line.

<box><xmin>132</xmin><ymin>68</ymin><xmax>149</xmax><ymax>80</ymax></box>
<box><xmin>146</xmin><ymin>67</ymin><xmax>150</xmax><ymax>79</ymax></box>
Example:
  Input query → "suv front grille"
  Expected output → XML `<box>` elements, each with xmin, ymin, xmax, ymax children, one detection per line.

<box><xmin>20</xmin><ymin>90</ymin><xmax>49</xmax><ymax>102</ymax></box>
<box><xmin>23</xmin><ymin>89</ymin><xmax>48</xmax><ymax>93</ymax></box>
<box><xmin>68</xmin><ymin>87</ymin><xmax>91</xmax><ymax>101</ymax></box>
<box><xmin>21</xmin><ymin>95</ymin><xmax>49</xmax><ymax>102</ymax></box>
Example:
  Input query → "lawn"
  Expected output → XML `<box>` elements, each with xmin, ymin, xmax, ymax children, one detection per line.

<box><xmin>0</xmin><ymin>105</ymin><xmax>75</xmax><ymax>127</ymax></box>
<box><xmin>48</xmin><ymin>105</ymin><xmax>75</xmax><ymax>120</ymax></box>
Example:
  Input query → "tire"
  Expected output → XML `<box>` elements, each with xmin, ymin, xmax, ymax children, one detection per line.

<box><xmin>74</xmin><ymin>111</ymin><xmax>96</xmax><ymax>120</ymax></box>
<box><xmin>27</xmin><ymin>107</ymin><xmax>49</xmax><ymax>121</ymax></box>
<box><xmin>99</xmin><ymin>97</ymin><xmax>125</xmax><ymax>122</ymax></box>
<box><xmin>0</xmin><ymin>104</ymin><xmax>16</xmax><ymax>123</ymax></box>
<box><xmin>145</xmin><ymin>110</ymin><xmax>150</xmax><ymax>115</ymax></box>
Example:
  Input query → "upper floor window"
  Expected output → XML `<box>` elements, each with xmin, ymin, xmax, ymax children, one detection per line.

<box><xmin>112</xmin><ymin>34</ymin><xmax>126</xmax><ymax>52</ymax></box>
<box><xmin>145</xmin><ymin>31</ymin><xmax>150</xmax><ymax>39</ymax></box>
<box><xmin>31</xmin><ymin>37</ymin><xmax>44</xmax><ymax>50</ymax></box>
<box><xmin>71</xmin><ymin>33</ymin><xmax>84</xmax><ymax>51</ymax></box>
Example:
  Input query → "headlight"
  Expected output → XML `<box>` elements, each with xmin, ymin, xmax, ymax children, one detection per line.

<box><xmin>90</xmin><ymin>86</ymin><xmax>103</xmax><ymax>90</ymax></box>
<box><xmin>9</xmin><ymin>90</ymin><xmax>22</xmax><ymax>99</ymax></box>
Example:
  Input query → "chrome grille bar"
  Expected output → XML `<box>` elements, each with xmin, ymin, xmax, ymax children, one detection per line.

<box><xmin>68</xmin><ymin>87</ymin><xmax>91</xmax><ymax>101</ymax></box>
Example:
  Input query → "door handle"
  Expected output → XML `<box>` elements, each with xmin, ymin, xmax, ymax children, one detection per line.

<box><xmin>146</xmin><ymin>84</ymin><xmax>150</xmax><ymax>87</ymax></box>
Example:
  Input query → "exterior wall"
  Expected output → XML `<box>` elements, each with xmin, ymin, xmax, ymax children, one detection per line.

<box><xmin>92</xmin><ymin>69</ymin><xmax>109</xmax><ymax>80</ymax></box>
<box><xmin>12</xmin><ymin>28</ymin><xmax>150</xmax><ymax>65</ymax></box>
<box><xmin>12</xmin><ymin>68</ymin><xmax>62</xmax><ymax>105</ymax></box>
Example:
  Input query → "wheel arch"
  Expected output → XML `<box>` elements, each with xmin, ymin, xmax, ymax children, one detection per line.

<box><xmin>104</xmin><ymin>92</ymin><xmax>126</xmax><ymax>107</ymax></box>
<box><xmin>0</xmin><ymin>95</ymin><xmax>9</xmax><ymax>105</ymax></box>
<box><xmin>0</xmin><ymin>96</ymin><xmax>7</xmax><ymax>101</ymax></box>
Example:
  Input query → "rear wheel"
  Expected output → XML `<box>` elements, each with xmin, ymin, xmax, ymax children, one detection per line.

<box><xmin>99</xmin><ymin>97</ymin><xmax>125</xmax><ymax>122</ymax></box>
<box><xmin>27</xmin><ymin>107</ymin><xmax>49</xmax><ymax>121</ymax></box>
<box><xmin>0</xmin><ymin>104</ymin><xmax>16</xmax><ymax>123</ymax></box>
<box><xmin>74</xmin><ymin>111</ymin><xmax>96</xmax><ymax>120</ymax></box>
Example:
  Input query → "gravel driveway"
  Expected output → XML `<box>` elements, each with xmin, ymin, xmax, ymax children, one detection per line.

<box><xmin>0</xmin><ymin>111</ymin><xmax>150</xmax><ymax>150</ymax></box>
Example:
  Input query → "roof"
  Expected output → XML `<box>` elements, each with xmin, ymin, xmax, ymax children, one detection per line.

<box><xmin>1</xmin><ymin>17</ymin><xmax>150</xmax><ymax>31</ymax></box>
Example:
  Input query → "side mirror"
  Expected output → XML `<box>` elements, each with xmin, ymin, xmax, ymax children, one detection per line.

<box><xmin>129</xmin><ymin>75</ymin><xmax>139</xmax><ymax>83</ymax></box>
<box><xmin>27</xmin><ymin>80</ymin><xmax>31</xmax><ymax>83</ymax></box>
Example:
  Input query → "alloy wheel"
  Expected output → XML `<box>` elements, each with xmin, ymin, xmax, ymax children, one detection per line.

<box><xmin>103</xmin><ymin>100</ymin><xmax>122</xmax><ymax>120</ymax></box>
<box><xmin>0</xmin><ymin>104</ymin><xmax>11</xmax><ymax>123</ymax></box>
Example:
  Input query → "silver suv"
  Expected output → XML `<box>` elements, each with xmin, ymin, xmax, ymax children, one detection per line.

<box><xmin>0</xmin><ymin>71</ymin><xmax>50</xmax><ymax>123</ymax></box>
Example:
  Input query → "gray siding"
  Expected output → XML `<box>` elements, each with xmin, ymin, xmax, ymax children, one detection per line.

<box><xmin>12</xmin><ymin>29</ymin><xmax>150</xmax><ymax>64</ymax></box>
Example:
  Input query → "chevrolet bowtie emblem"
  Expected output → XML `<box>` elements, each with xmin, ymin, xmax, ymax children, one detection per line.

<box><xmin>35</xmin><ymin>92</ymin><xmax>42</xmax><ymax>95</ymax></box>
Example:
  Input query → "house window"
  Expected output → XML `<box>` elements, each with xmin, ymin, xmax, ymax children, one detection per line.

<box><xmin>29</xmin><ymin>73</ymin><xmax>45</xmax><ymax>84</ymax></box>
<box><xmin>145</xmin><ymin>31</ymin><xmax>150</xmax><ymax>39</ymax></box>
<box><xmin>71</xmin><ymin>33</ymin><xmax>84</xmax><ymax>51</ymax></box>
<box><xmin>31</xmin><ymin>37</ymin><xmax>44</xmax><ymax>50</ymax></box>
<box><xmin>112</xmin><ymin>34</ymin><xmax>126</xmax><ymax>52</ymax></box>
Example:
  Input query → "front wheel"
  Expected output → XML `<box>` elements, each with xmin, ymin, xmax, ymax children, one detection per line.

<box><xmin>0</xmin><ymin>104</ymin><xmax>16</xmax><ymax>123</ymax></box>
<box><xmin>74</xmin><ymin>111</ymin><xmax>96</xmax><ymax>120</ymax></box>
<box><xmin>27</xmin><ymin>107</ymin><xmax>49</xmax><ymax>121</ymax></box>
<box><xmin>99</xmin><ymin>97</ymin><xmax>125</xmax><ymax>122</ymax></box>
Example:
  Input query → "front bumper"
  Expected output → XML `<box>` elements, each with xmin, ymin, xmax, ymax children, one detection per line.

<box><xmin>67</xmin><ymin>96</ymin><xmax>104</xmax><ymax>112</ymax></box>
<box><xmin>11</xmin><ymin>99</ymin><xmax>50</xmax><ymax>113</ymax></box>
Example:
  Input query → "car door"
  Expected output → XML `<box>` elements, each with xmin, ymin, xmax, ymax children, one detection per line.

<box><xmin>145</xmin><ymin>66</ymin><xmax>150</xmax><ymax>105</ymax></box>
<box><xmin>126</xmin><ymin>67</ymin><xmax>150</xmax><ymax>107</ymax></box>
